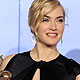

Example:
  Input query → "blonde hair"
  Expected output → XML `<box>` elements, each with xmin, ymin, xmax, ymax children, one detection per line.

<box><xmin>28</xmin><ymin>0</ymin><xmax>65</xmax><ymax>33</ymax></box>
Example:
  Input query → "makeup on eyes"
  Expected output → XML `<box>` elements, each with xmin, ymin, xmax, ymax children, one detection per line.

<box><xmin>42</xmin><ymin>15</ymin><xmax>64</xmax><ymax>22</ymax></box>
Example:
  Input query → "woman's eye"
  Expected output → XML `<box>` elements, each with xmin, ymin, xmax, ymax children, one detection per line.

<box><xmin>57</xmin><ymin>19</ymin><xmax>64</xmax><ymax>22</ymax></box>
<box><xmin>42</xmin><ymin>19</ymin><xmax>49</xmax><ymax>22</ymax></box>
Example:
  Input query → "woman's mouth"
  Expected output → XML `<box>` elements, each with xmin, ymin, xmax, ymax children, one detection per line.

<box><xmin>46</xmin><ymin>33</ymin><xmax>58</xmax><ymax>37</ymax></box>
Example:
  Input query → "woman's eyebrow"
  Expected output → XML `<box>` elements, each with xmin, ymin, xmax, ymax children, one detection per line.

<box><xmin>56</xmin><ymin>16</ymin><xmax>64</xmax><ymax>19</ymax></box>
<box><xmin>44</xmin><ymin>15</ymin><xmax>50</xmax><ymax>18</ymax></box>
<box><xmin>44</xmin><ymin>15</ymin><xmax>64</xmax><ymax>19</ymax></box>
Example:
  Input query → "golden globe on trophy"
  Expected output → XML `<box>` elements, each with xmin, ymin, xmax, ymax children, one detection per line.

<box><xmin>0</xmin><ymin>70</ymin><xmax>12</xmax><ymax>80</ymax></box>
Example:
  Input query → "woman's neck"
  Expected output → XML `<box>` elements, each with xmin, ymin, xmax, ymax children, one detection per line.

<box><xmin>31</xmin><ymin>41</ymin><xmax>60</xmax><ymax>62</ymax></box>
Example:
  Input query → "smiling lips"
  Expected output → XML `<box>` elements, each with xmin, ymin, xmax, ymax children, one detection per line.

<box><xmin>46</xmin><ymin>33</ymin><xmax>58</xmax><ymax>37</ymax></box>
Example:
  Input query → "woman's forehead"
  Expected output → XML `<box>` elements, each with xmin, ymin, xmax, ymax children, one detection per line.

<box><xmin>43</xmin><ymin>6</ymin><xmax>64</xmax><ymax>18</ymax></box>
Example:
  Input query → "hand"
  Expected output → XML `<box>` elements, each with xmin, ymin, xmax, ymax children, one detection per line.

<box><xmin>0</xmin><ymin>70</ymin><xmax>12</xmax><ymax>80</ymax></box>
<box><xmin>76</xmin><ymin>74</ymin><xmax>80</xmax><ymax>80</ymax></box>
<box><xmin>0</xmin><ymin>77</ymin><xmax>9</xmax><ymax>80</ymax></box>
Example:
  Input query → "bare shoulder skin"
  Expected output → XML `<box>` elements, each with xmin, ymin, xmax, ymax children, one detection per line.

<box><xmin>0</xmin><ymin>54</ymin><xmax>15</xmax><ymax>71</ymax></box>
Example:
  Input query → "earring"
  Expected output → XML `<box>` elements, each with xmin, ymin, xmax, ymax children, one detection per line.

<box><xmin>32</xmin><ymin>33</ymin><xmax>35</xmax><ymax>44</ymax></box>
<box><xmin>35</xmin><ymin>31</ymin><xmax>38</xmax><ymax>37</ymax></box>
<box><xmin>61</xmin><ymin>38</ymin><xmax>63</xmax><ymax>44</ymax></box>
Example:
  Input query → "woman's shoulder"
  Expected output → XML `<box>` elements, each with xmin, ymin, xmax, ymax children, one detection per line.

<box><xmin>60</xmin><ymin>54</ymin><xmax>80</xmax><ymax>75</ymax></box>
<box><xmin>69</xmin><ymin>59</ymin><xmax>80</xmax><ymax>80</ymax></box>
<box><xmin>60</xmin><ymin>54</ymin><xmax>80</xmax><ymax>66</ymax></box>
<box><xmin>0</xmin><ymin>51</ymin><xmax>30</xmax><ymax>71</ymax></box>
<box><xmin>69</xmin><ymin>59</ymin><xmax>80</xmax><ymax>75</ymax></box>
<box><xmin>0</xmin><ymin>54</ymin><xmax>16</xmax><ymax>71</ymax></box>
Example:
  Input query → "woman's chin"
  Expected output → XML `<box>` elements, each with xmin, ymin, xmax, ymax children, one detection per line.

<box><xmin>44</xmin><ymin>42</ymin><xmax>57</xmax><ymax>47</ymax></box>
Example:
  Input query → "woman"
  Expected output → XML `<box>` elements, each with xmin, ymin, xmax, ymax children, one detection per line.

<box><xmin>0</xmin><ymin>0</ymin><xmax>80</xmax><ymax>80</ymax></box>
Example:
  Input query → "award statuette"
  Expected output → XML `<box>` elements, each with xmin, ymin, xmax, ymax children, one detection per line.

<box><xmin>0</xmin><ymin>70</ymin><xmax>12</xmax><ymax>80</ymax></box>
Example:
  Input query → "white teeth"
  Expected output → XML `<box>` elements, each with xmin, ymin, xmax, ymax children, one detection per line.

<box><xmin>48</xmin><ymin>34</ymin><xmax>57</xmax><ymax>36</ymax></box>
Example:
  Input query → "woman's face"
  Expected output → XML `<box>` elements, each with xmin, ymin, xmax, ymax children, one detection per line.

<box><xmin>36</xmin><ymin>6</ymin><xmax>65</xmax><ymax>46</ymax></box>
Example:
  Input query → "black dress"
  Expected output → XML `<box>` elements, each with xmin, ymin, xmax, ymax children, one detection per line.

<box><xmin>4</xmin><ymin>51</ymin><xmax>80</xmax><ymax>80</ymax></box>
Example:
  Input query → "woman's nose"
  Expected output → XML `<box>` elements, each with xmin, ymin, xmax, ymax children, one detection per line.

<box><xmin>50</xmin><ymin>21</ymin><xmax>57</xmax><ymax>30</ymax></box>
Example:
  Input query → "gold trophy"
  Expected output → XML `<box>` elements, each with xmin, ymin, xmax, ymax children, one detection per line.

<box><xmin>0</xmin><ymin>70</ymin><xmax>12</xmax><ymax>80</ymax></box>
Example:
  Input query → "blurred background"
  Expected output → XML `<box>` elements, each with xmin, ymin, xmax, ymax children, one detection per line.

<box><xmin>0</xmin><ymin>0</ymin><xmax>80</xmax><ymax>63</ymax></box>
